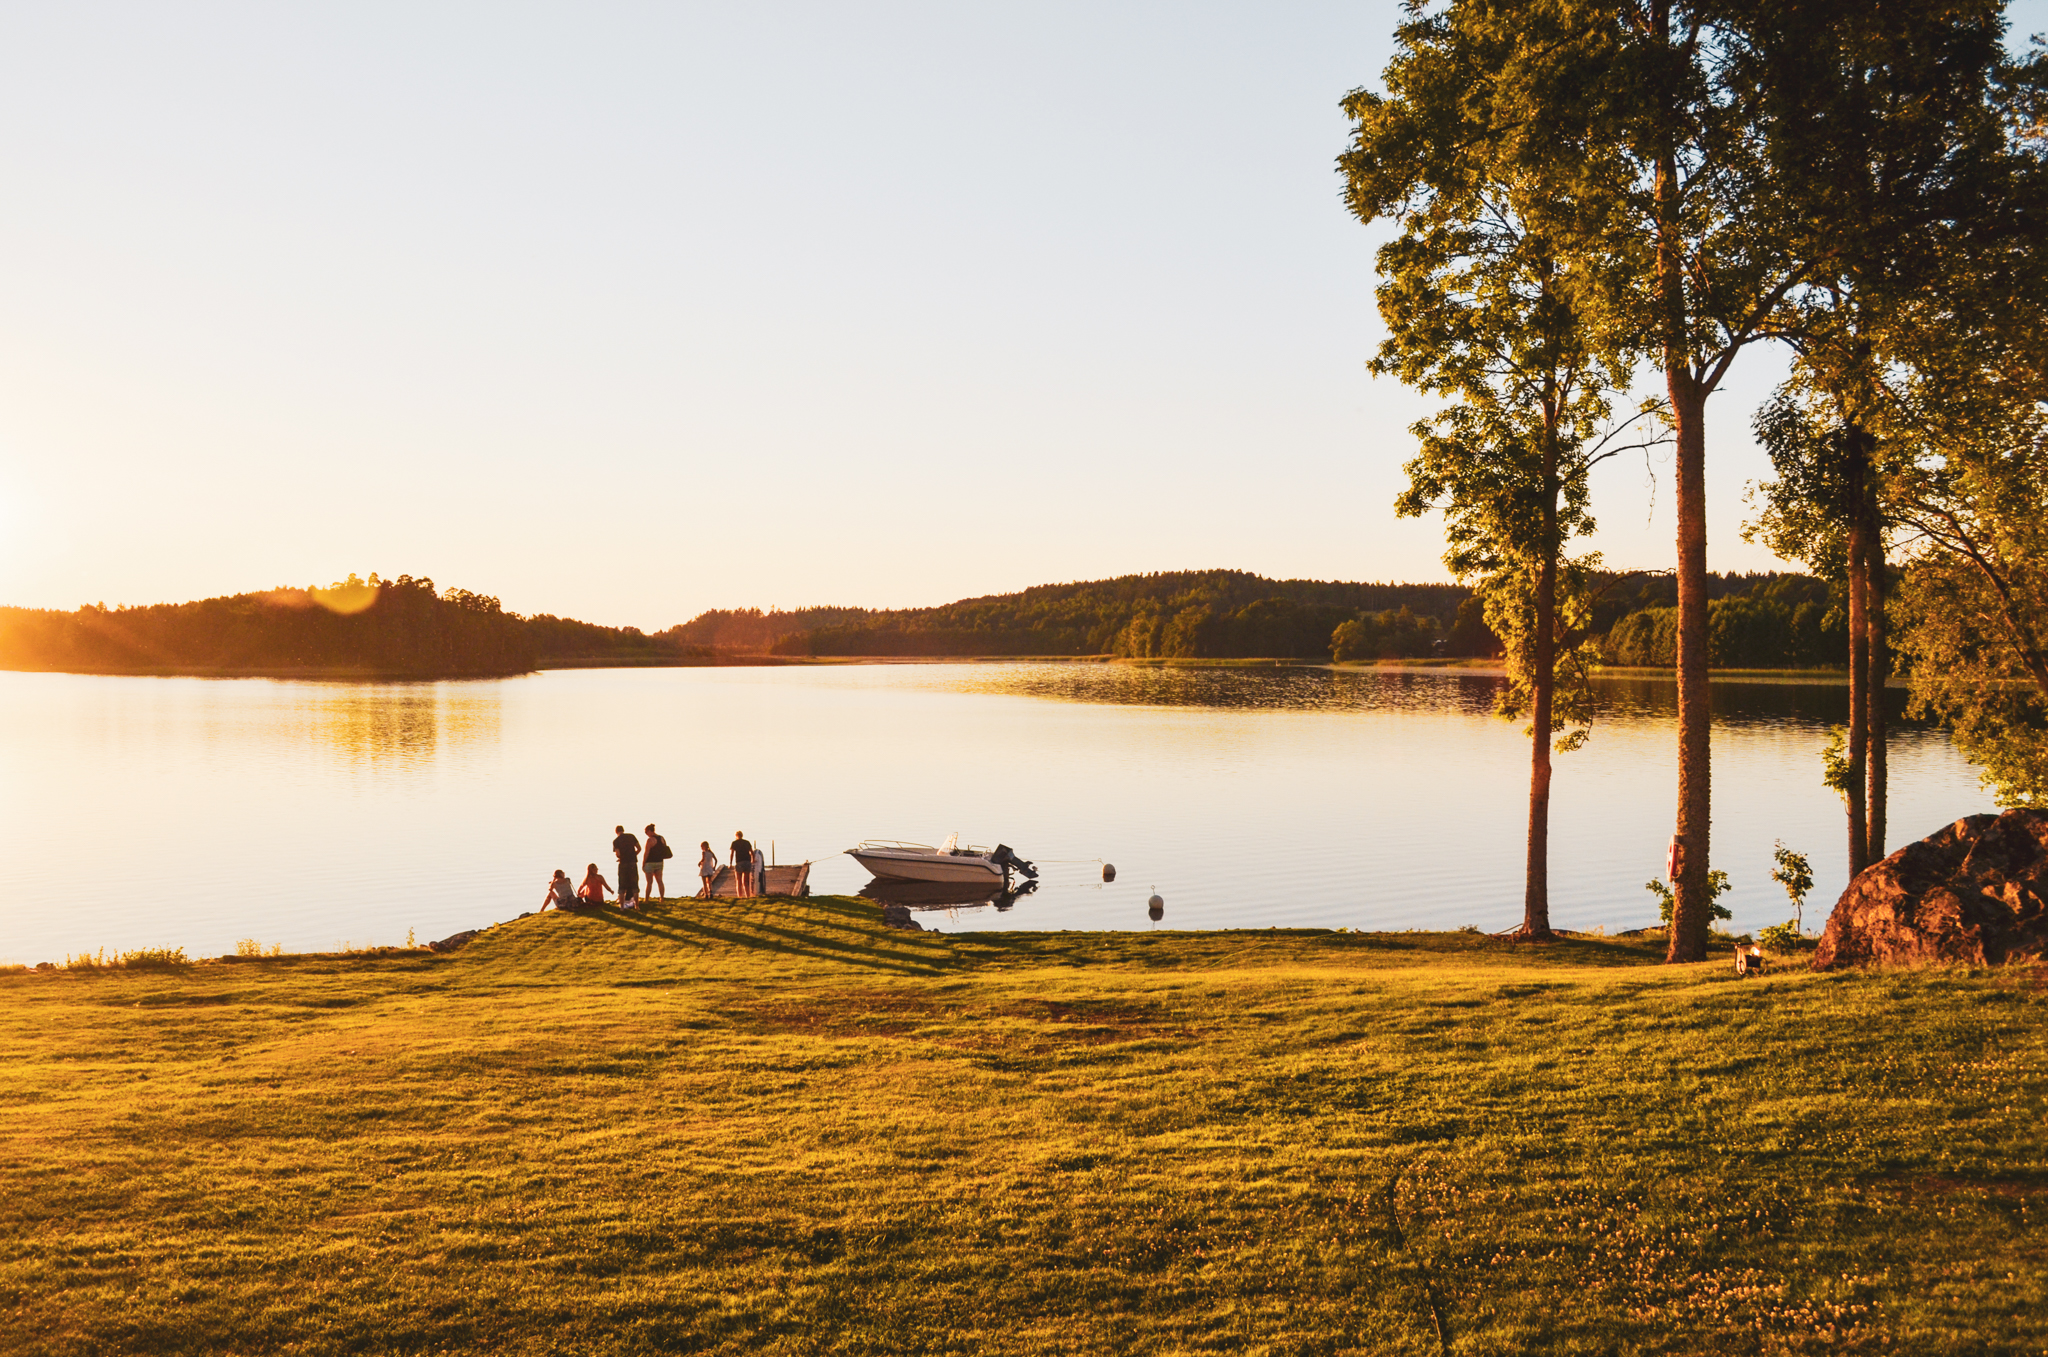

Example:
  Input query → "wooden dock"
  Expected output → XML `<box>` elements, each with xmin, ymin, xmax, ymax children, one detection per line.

<box><xmin>697</xmin><ymin>862</ymin><xmax>811</xmax><ymax>898</ymax></box>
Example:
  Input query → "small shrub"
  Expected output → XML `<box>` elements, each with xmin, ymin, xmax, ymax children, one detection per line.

<box><xmin>1646</xmin><ymin>870</ymin><xmax>1732</xmax><ymax>924</ymax></box>
<box><xmin>234</xmin><ymin>939</ymin><xmax>284</xmax><ymax>958</ymax></box>
<box><xmin>120</xmin><ymin>947</ymin><xmax>188</xmax><ymax>970</ymax></box>
<box><xmin>1758</xmin><ymin>920</ymin><xmax>1803</xmax><ymax>952</ymax></box>
<box><xmin>1770</xmin><ymin>842</ymin><xmax>1814</xmax><ymax>934</ymax></box>
<box><xmin>64</xmin><ymin>948</ymin><xmax>108</xmax><ymax>971</ymax></box>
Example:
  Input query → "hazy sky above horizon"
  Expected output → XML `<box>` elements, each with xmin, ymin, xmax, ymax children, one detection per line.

<box><xmin>3</xmin><ymin>3</ymin><xmax>2044</xmax><ymax>628</ymax></box>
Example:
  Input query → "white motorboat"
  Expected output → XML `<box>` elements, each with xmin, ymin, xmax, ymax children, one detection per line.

<box><xmin>845</xmin><ymin>834</ymin><xmax>1037</xmax><ymax>885</ymax></box>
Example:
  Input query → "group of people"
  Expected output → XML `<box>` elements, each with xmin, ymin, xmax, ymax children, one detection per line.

<box><xmin>540</xmin><ymin>827</ymin><xmax>775</xmax><ymax>913</ymax></box>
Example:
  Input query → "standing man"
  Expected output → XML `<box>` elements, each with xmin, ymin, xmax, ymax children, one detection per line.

<box><xmin>729</xmin><ymin>830</ymin><xmax>754</xmax><ymax>898</ymax></box>
<box><xmin>613</xmin><ymin>824</ymin><xmax>641</xmax><ymax>908</ymax></box>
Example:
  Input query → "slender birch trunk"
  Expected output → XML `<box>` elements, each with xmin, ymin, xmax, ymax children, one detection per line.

<box><xmin>1866</xmin><ymin>530</ymin><xmax>1887</xmax><ymax>864</ymax></box>
<box><xmin>1525</xmin><ymin>438</ymin><xmax>1559</xmax><ymax>940</ymax></box>
<box><xmin>1654</xmin><ymin>0</ymin><xmax>1711</xmax><ymax>963</ymax></box>
<box><xmin>1845</xmin><ymin>497</ymin><xmax>1871</xmax><ymax>878</ymax></box>
<box><xmin>1668</xmin><ymin>377</ymin><xmax>1712</xmax><ymax>963</ymax></box>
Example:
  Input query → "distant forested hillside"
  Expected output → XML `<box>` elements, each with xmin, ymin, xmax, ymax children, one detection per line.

<box><xmin>0</xmin><ymin>576</ymin><xmax>538</xmax><ymax>677</ymax></box>
<box><xmin>767</xmin><ymin>570</ymin><xmax>1476</xmax><ymax>658</ymax></box>
<box><xmin>0</xmin><ymin>567</ymin><xmax>1862</xmax><ymax>676</ymax></box>
<box><xmin>1601</xmin><ymin>574</ymin><xmax>1846</xmax><ymax>668</ymax></box>
<box><xmin>750</xmin><ymin>568</ymin><xmax>1854</xmax><ymax>665</ymax></box>
<box><xmin>659</xmin><ymin>607</ymin><xmax>874</xmax><ymax>653</ymax></box>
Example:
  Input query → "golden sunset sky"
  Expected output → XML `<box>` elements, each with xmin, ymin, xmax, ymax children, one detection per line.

<box><xmin>3</xmin><ymin>1</ymin><xmax>2044</xmax><ymax>627</ymax></box>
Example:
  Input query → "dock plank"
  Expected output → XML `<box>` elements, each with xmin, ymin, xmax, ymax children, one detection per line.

<box><xmin>700</xmin><ymin>862</ymin><xmax>810</xmax><ymax>898</ymax></box>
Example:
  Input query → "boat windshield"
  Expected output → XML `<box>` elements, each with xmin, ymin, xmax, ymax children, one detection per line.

<box><xmin>939</xmin><ymin>832</ymin><xmax>960</xmax><ymax>854</ymax></box>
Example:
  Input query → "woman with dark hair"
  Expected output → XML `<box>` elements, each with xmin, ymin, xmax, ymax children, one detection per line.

<box><xmin>643</xmin><ymin>823</ymin><xmax>670</xmax><ymax>899</ymax></box>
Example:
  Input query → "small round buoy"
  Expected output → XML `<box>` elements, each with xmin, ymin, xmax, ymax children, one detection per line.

<box><xmin>1147</xmin><ymin>888</ymin><xmax>1164</xmax><ymax>922</ymax></box>
<box><xmin>1102</xmin><ymin>863</ymin><xmax>1116</xmax><ymax>882</ymax></box>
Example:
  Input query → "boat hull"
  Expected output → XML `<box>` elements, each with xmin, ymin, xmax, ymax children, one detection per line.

<box><xmin>847</xmin><ymin>849</ymin><xmax>1004</xmax><ymax>884</ymax></box>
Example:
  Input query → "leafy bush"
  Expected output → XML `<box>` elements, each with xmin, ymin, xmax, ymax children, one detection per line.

<box><xmin>1757</xmin><ymin>920</ymin><xmax>1804</xmax><ymax>952</ymax></box>
<box><xmin>234</xmin><ymin>939</ymin><xmax>284</xmax><ymax>958</ymax></box>
<box><xmin>1645</xmin><ymin>870</ymin><xmax>1732</xmax><ymax>924</ymax></box>
<box><xmin>1770</xmin><ymin>841</ymin><xmax>1814</xmax><ymax>932</ymax></box>
<box><xmin>120</xmin><ymin>947</ymin><xmax>188</xmax><ymax>970</ymax></box>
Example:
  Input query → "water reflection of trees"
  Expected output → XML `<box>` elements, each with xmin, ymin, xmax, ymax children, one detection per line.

<box><xmin>958</xmin><ymin>664</ymin><xmax>1921</xmax><ymax>729</ymax></box>
<box><xmin>1589</xmin><ymin>677</ymin><xmax>1918</xmax><ymax>729</ymax></box>
<box><xmin>285</xmin><ymin>684</ymin><xmax>501</xmax><ymax>763</ymax></box>
<box><xmin>959</xmin><ymin>665</ymin><xmax>1508</xmax><ymax>715</ymax></box>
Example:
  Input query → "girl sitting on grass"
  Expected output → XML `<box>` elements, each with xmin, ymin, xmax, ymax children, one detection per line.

<box><xmin>576</xmin><ymin>863</ymin><xmax>612</xmax><ymax>908</ymax></box>
<box><xmin>539</xmin><ymin>869</ymin><xmax>576</xmax><ymax>912</ymax></box>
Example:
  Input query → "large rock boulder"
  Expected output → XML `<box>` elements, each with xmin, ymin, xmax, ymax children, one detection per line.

<box><xmin>1815</xmin><ymin>809</ymin><xmax>2048</xmax><ymax>968</ymax></box>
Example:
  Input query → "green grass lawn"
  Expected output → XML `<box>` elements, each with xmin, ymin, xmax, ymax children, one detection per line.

<box><xmin>3</xmin><ymin>897</ymin><xmax>2043</xmax><ymax>1355</ymax></box>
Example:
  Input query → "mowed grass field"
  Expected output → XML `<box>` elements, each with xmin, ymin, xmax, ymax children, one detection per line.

<box><xmin>2</xmin><ymin>896</ymin><xmax>2044</xmax><ymax>1355</ymax></box>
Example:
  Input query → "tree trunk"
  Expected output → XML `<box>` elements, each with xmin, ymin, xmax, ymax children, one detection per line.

<box><xmin>1525</xmin><ymin>488</ymin><xmax>1558</xmax><ymax>941</ymax></box>
<box><xmin>1667</xmin><ymin>375</ymin><xmax>1712</xmax><ymax>963</ymax></box>
<box><xmin>1866</xmin><ymin>536</ymin><xmax>1887</xmax><ymax>864</ymax></box>
<box><xmin>1845</xmin><ymin>500</ymin><xmax>1871</xmax><ymax>878</ymax></box>
<box><xmin>1654</xmin><ymin>11</ymin><xmax>1711</xmax><ymax>963</ymax></box>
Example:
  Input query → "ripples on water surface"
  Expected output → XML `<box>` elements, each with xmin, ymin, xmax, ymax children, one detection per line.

<box><xmin>0</xmin><ymin>663</ymin><xmax>1990</xmax><ymax>962</ymax></box>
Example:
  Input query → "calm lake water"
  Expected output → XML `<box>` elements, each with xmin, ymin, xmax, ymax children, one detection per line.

<box><xmin>0</xmin><ymin>663</ymin><xmax>1995</xmax><ymax>963</ymax></box>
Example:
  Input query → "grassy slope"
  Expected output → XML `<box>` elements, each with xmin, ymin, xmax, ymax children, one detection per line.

<box><xmin>2</xmin><ymin>898</ymin><xmax>2043</xmax><ymax>1356</ymax></box>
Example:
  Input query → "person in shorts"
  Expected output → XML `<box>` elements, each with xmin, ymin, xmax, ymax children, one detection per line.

<box><xmin>697</xmin><ymin>841</ymin><xmax>719</xmax><ymax>898</ymax></box>
<box><xmin>730</xmin><ymin>832</ymin><xmax>754</xmax><ymax>897</ymax></box>
<box><xmin>613</xmin><ymin>825</ymin><xmax>641</xmax><ymax>907</ymax></box>
<box><xmin>752</xmin><ymin>842</ymin><xmax>769</xmax><ymax>896</ymax></box>
<box><xmin>540</xmin><ymin>869</ymin><xmax>576</xmax><ymax>912</ymax></box>
<box><xmin>642</xmin><ymin>823</ymin><xmax>670</xmax><ymax>899</ymax></box>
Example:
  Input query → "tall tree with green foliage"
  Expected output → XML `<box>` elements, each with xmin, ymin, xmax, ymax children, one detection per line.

<box><xmin>1749</xmin><ymin>389</ymin><xmax>1897</xmax><ymax>870</ymax></box>
<box><xmin>1346</xmin><ymin>0</ymin><xmax>2035</xmax><ymax>958</ymax></box>
<box><xmin>1741</xmin><ymin>0</ymin><xmax>2021</xmax><ymax>874</ymax></box>
<box><xmin>1888</xmin><ymin>319</ymin><xmax>2048</xmax><ymax>803</ymax></box>
<box><xmin>1346</xmin><ymin>159</ymin><xmax>1637</xmax><ymax>936</ymax></box>
<box><xmin>1344</xmin><ymin>0</ymin><xmax>1831</xmax><ymax>959</ymax></box>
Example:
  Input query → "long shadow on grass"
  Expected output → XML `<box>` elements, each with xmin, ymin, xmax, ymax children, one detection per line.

<box><xmin>580</xmin><ymin>906</ymin><xmax>958</xmax><ymax>978</ymax></box>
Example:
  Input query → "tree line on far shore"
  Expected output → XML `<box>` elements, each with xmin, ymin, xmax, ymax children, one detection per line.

<box><xmin>0</xmin><ymin>575</ymin><xmax>661</xmax><ymax>677</ymax></box>
<box><xmin>0</xmin><ymin>565</ymin><xmax>1880</xmax><ymax>676</ymax></box>
<box><xmin>750</xmin><ymin>567</ymin><xmax>1857</xmax><ymax>666</ymax></box>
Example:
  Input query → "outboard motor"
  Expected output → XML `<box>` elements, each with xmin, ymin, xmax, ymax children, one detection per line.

<box><xmin>989</xmin><ymin>844</ymin><xmax>1038</xmax><ymax>882</ymax></box>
